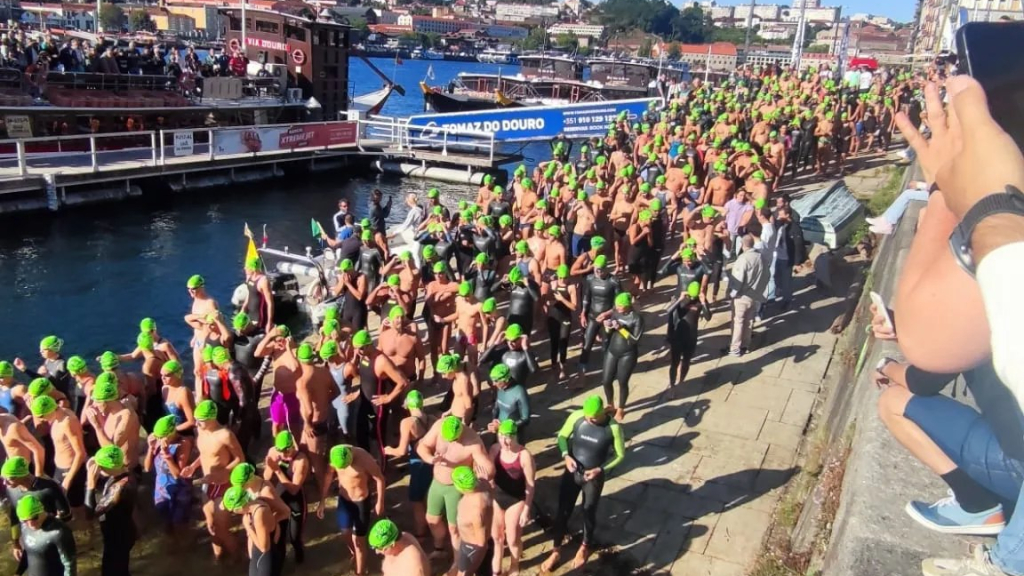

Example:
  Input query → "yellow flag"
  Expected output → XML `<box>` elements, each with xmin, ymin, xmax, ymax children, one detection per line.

<box><xmin>245</xmin><ymin>236</ymin><xmax>259</xmax><ymax>263</ymax></box>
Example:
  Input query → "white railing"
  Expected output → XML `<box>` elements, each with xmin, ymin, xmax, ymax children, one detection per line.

<box><xmin>0</xmin><ymin>117</ymin><xmax>498</xmax><ymax>178</ymax></box>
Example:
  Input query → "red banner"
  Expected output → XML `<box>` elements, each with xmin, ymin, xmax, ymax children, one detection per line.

<box><xmin>278</xmin><ymin>122</ymin><xmax>358</xmax><ymax>148</ymax></box>
<box><xmin>212</xmin><ymin>121</ymin><xmax>359</xmax><ymax>155</ymax></box>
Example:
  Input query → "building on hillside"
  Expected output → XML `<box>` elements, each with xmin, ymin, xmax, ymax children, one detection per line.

<box><xmin>19</xmin><ymin>4</ymin><xmax>96</xmax><ymax>31</ymax></box>
<box><xmin>547</xmin><ymin>22</ymin><xmax>604</xmax><ymax>39</ymax></box>
<box><xmin>791</xmin><ymin>0</ymin><xmax>821</xmax><ymax>8</ymax></box>
<box><xmin>147</xmin><ymin>7</ymin><xmax>197</xmax><ymax>35</ymax></box>
<box><xmin>494</xmin><ymin>3</ymin><xmax>559</xmax><ymax>22</ymax></box>
<box><xmin>676</xmin><ymin>42</ymin><xmax>737</xmax><ymax>70</ymax></box>
<box><xmin>849</xmin><ymin>13</ymin><xmax>896</xmax><ymax>27</ymax></box>
<box><xmin>758</xmin><ymin>21</ymin><xmax>799</xmax><ymax>40</ymax></box>
<box><xmin>733</xmin><ymin>4</ymin><xmax>781</xmax><ymax>21</ymax></box>
<box><xmin>327</xmin><ymin>6</ymin><xmax>378</xmax><ymax>25</ymax></box>
<box><xmin>485</xmin><ymin>22</ymin><xmax>528</xmax><ymax>37</ymax></box>
<box><xmin>396</xmin><ymin>14</ymin><xmax>482</xmax><ymax>34</ymax></box>
<box><xmin>779</xmin><ymin>6</ymin><xmax>840</xmax><ymax>22</ymax></box>
<box><xmin>740</xmin><ymin>43</ymin><xmax>794</xmax><ymax>66</ymax></box>
<box><xmin>374</xmin><ymin>9</ymin><xmax>400</xmax><ymax>24</ymax></box>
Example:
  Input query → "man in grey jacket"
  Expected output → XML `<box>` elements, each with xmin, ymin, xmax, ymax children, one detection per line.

<box><xmin>727</xmin><ymin>234</ymin><xmax>769</xmax><ymax>356</ymax></box>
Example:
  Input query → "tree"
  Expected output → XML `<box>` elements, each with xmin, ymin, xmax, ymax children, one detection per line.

<box><xmin>128</xmin><ymin>10</ymin><xmax>151</xmax><ymax>32</ymax></box>
<box><xmin>555</xmin><ymin>31</ymin><xmax>579</xmax><ymax>50</ymax></box>
<box><xmin>99</xmin><ymin>3</ymin><xmax>124</xmax><ymax>32</ymax></box>
<box><xmin>667</xmin><ymin>42</ymin><xmax>681</xmax><ymax>59</ymax></box>
<box><xmin>518</xmin><ymin>27</ymin><xmax>548</xmax><ymax>50</ymax></box>
<box><xmin>804</xmin><ymin>44</ymin><xmax>831</xmax><ymax>53</ymax></box>
<box><xmin>638</xmin><ymin>37</ymin><xmax>653</xmax><ymax>57</ymax></box>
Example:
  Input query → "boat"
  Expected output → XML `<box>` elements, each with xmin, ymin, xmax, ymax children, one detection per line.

<box><xmin>231</xmin><ymin>246</ymin><xmax>335</xmax><ymax>329</ymax></box>
<box><xmin>418</xmin><ymin>49</ymin><xmax>445</xmax><ymax>60</ymax></box>
<box><xmin>350</xmin><ymin>55</ymin><xmax>405</xmax><ymax>116</ymax></box>
<box><xmin>477</xmin><ymin>49</ymin><xmax>519</xmax><ymax>65</ymax></box>
<box><xmin>420</xmin><ymin>81</ymin><xmax>523</xmax><ymax>113</ymax></box>
<box><xmin>0</xmin><ymin>6</ymin><xmax>354</xmax><ymax>155</ymax></box>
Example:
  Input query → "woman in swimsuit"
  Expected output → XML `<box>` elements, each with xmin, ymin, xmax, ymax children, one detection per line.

<box><xmin>223</xmin><ymin>487</ymin><xmax>284</xmax><ymax>576</ymax></box>
<box><xmin>160</xmin><ymin>359</ymin><xmax>196</xmax><ymax>437</ymax></box>
<box><xmin>489</xmin><ymin>420</ymin><xmax>536</xmax><ymax>576</ymax></box>
<box><xmin>144</xmin><ymin>414</ymin><xmax>194</xmax><ymax>542</ymax></box>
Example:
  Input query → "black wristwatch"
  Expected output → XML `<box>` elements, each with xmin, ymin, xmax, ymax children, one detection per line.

<box><xmin>948</xmin><ymin>185</ymin><xmax>1024</xmax><ymax>277</ymax></box>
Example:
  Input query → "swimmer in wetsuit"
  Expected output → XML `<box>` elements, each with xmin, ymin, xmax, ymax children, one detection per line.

<box><xmin>347</xmin><ymin>330</ymin><xmax>409</xmax><ymax>467</ymax></box>
<box><xmin>264</xmin><ymin>431</ymin><xmax>310</xmax><ymax>564</ymax></box>
<box><xmin>358</xmin><ymin>229</ymin><xmax>385</xmax><ymax>292</ymax></box>
<box><xmin>542</xmin><ymin>396</ymin><xmax>625</xmax><ymax>573</ymax></box>
<box><xmin>480</xmin><ymin>323</ymin><xmax>538</xmax><ymax>392</ymax></box>
<box><xmin>12</xmin><ymin>495</ymin><xmax>76</xmax><ymax>576</ymax></box>
<box><xmin>594</xmin><ymin>293</ymin><xmax>644</xmax><ymax>421</ymax></box>
<box><xmin>487</xmin><ymin>364</ymin><xmax>531</xmax><ymax>443</ymax></box>
<box><xmin>85</xmin><ymin>445</ymin><xmax>139</xmax><ymax>576</ymax></box>
<box><xmin>545</xmin><ymin>264</ymin><xmax>578</xmax><ymax>381</ymax></box>
<box><xmin>222</xmin><ymin>486</ymin><xmax>284</xmax><ymax>576</ymax></box>
<box><xmin>576</xmin><ymin>255</ymin><xmax>621</xmax><ymax>387</ymax></box>
<box><xmin>497</xmin><ymin>266</ymin><xmax>540</xmax><ymax>338</ymax></box>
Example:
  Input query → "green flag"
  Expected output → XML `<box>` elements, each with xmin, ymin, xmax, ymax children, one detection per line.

<box><xmin>310</xmin><ymin>218</ymin><xmax>323</xmax><ymax>238</ymax></box>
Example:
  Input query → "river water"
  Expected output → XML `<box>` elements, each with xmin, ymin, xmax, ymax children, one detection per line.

<box><xmin>0</xmin><ymin>58</ymin><xmax>552</xmax><ymax>363</ymax></box>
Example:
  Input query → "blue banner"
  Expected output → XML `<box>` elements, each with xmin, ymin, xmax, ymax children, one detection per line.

<box><xmin>406</xmin><ymin>98</ymin><xmax>659</xmax><ymax>142</ymax></box>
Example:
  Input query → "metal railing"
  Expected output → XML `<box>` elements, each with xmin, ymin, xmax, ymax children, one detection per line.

<box><xmin>0</xmin><ymin>116</ymin><xmax>499</xmax><ymax>178</ymax></box>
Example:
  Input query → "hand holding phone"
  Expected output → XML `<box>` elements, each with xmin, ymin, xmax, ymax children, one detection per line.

<box><xmin>869</xmin><ymin>291</ymin><xmax>894</xmax><ymax>331</ymax></box>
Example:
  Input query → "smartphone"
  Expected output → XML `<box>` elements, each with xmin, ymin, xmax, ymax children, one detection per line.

<box><xmin>956</xmin><ymin>21</ymin><xmax>1024</xmax><ymax>151</ymax></box>
<box><xmin>869</xmin><ymin>291</ymin><xmax>894</xmax><ymax>331</ymax></box>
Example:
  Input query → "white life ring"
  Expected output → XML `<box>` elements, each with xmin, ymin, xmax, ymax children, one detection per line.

<box><xmin>228</xmin><ymin>38</ymin><xmax>240</xmax><ymax>52</ymax></box>
<box><xmin>291</xmin><ymin>48</ymin><xmax>306</xmax><ymax>66</ymax></box>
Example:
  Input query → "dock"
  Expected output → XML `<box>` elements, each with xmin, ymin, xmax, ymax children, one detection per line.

<box><xmin>0</xmin><ymin>117</ymin><xmax>521</xmax><ymax>214</ymax></box>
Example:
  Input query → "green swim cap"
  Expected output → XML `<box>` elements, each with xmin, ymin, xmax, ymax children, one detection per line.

<box><xmin>16</xmin><ymin>494</ymin><xmax>44</xmax><ymax>522</ymax></box>
<box><xmin>95</xmin><ymin>445</ymin><xmax>125</xmax><ymax>470</ymax></box>
<box><xmin>681</xmin><ymin>247</ymin><xmax>696</xmax><ymax>259</ymax></box>
<box><xmin>30</xmin><ymin>395</ymin><xmax>57</xmax><ymax>417</ymax></box>
<box><xmin>28</xmin><ymin>378</ymin><xmax>52</xmax><ymax>398</ymax></box>
<box><xmin>690</xmin><ymin>175</ymin><xmax>698</xmax><ymax>184</ymax></box>
<box><xmin>638</xmin><ymin>209</ymin><xmax>653</xmax><ymax>222</ymax></box>
<box><xmin>432</xmin><ymin>206</ymin><xmax>443</xmax><ymax>217</ymax></box>
<box><xmin>474</xmin><ymin>252</ymin><xmax>488</xmax><ymax>265</ymax></box>
<box><xmin>583</xmin><ymin>395</ymin><xmax>604</xmax><ymax>418</ymax></box>
<box><xmin>232</xmin><ymin>312</ymin><xmax>250</xmax><ymax>331</ymax></box>
<box><xmin>433</xmin><ymin>261</ymin><xmax>447</xmax><ymax>274</ymax></box>
<box><xmin>330</xmin><ymin>445</ymin><xmax>354</xmax><ymax>469</ymax></box>
<box><xmin>751</xmin><ymin>170</ymin><xmax>765</xmax><ymax>181</ymax></box>
<box><xmin>245</xmin><ymin>256</ymin><xmax>262</xmax><ymax>271</ymax></box>
<box><xmin>352</xmin><ymin>330</ymin><xmax>372</xmax><ymax>348</ymax></box>
<box><xmin>404</xmin><ymin>390</ymin><xmax>424</xmax><ymax>409</ymax></box>
<box><xmin>275</xmin><ymin>430</ymin><xmax>295</xmax><ymax>451</ymax></box>
<box><xmin>701</xmin><ymin>206</ymin><xmax>717</xmax><ymax>218</ymax></box>
<box><xmin>505</xmin><ymin>323</ymin><xmax>523</xmax><ymax>340</ymax></box>
<box><xmin>276</xmin><ymin>325</ymin><xmax>291</xmax><ymax>338</ymax></box>
<box><xmin>615</xmin><ymin>292</ymin><xmax>633</xmax><ymax>308</ymax></box>
<box><xmin>482</xmin><ymin>297</ymin><xmax>497</xmax><ymax>313</ymax></box>
<box><xmin>339</xmin><ymin>259</ymin><xmax>354</xmax><ymax>272</ymax></box>
<box><xmin>368</xmin><ymin>518</ymin><xmax>400</xmax><ymax>550</ymax></box>
<box><xmin>92</xmin><ymin>373</ymin><xmax>119</xmax><ymax>402</ymax></box>
<box><xmin>296</xmin><ymin>343</ymin><xmax>314</xmax><ymax>363</ymax></box>
<box><xmin>687</xmin><ymin>281</ymin><xmax>701</xmax><ymax>298</ymax></box>
<box><xmin>0</xmin><ymin>361</ymin><xmax>12</xmax><ymax>378</ymax></box>
<box><xmin>507</xmin><ymin>266</ymin><xmax>523</xmax><ymax>284</ymax></box>
<box><xmin>386</xmin><ymin>274</ymin><xmax>400</xmax><ymax>288</ymax></box>
<box><xmin>323</xmin><ymin>305</ymin><xmax>339</xmax><ymax>321</ymax></box>
<box><xmin>153</xmin><ymin>414</ymin><xmax>178</xmax><ymax>439</ymax></box>
<box><xmin>591</xmin><ymin>237</ymin><xmax>606</xmax><ymax>250</ymax></box>
<box><xmin>656</xmin><ymin>175</ymin><xmax>667</xmax><ymax>184</ymax></box>
<box><xmin>187</xmin><ymin>275</ymin><xmax>205</xmax><ymax>289</ymax></box>
<box><xmin>2</xmin><ymin>456</ymin><xmax>29</xmax><ymax>479</ymax></box>
<box><xmin>533</xmin><ymin>220</ymin><xmax>546</xmax><ymax>232</ymax></box>
<box><xmin>593</xmin><ymin>255</ymin><xmax>608</xmax><ymax>269</ymax></box>
<box><xmin>686</xmin><ymin>236</ymin><xmax>698</xmax><ymax>246</ymax></box>
<box><xmin>389</xmin><ymin>305</ymin><xmax>405</xmax><ymax>321</ymax></box>
<box><xmin>441</xmin><ymin>415</ymin><xmax>464</xmax><ymax>442</ymax></box>
<box><xmin>320</xmin><ymin>340</ymin><xmax>339</xmax><ymax>360</ymax></box>
<box><xmin>99</xmin><ymin>351</ymin><xmax>119</xmax><ymax>371</ymax></box>
<box><xmin>39</xmin><ymin>336</ymin><xmax>62</xmax><ymax>353</ymax></box>
<box><xmin>321</xmin><ymin>319</ymin><xmax>340</xmax><ymax>336</ymax></box>
<box><xmin>451</xmin><ymin>465</ymin><xmax>477</xmax><ymax>493</ymax></box>
<box><xmin>222</xmin><ymin>486</ymin><xmax>251</xmax><ymax>512</ymax></box>
<box><xmin>230</xmin><ymin>462</ymin><xmax>256</xmax><ymax>487</ymax></box>
<box><xmin>137</xmin><ymin>332</ymin><xmax>154</xmax><ymax>351</ymax></box>
<box><xmin>436</xmin><ymin>353</ymin><xmax>460</xmax><ymax>374</ymax></box>
<box><xmin>428</xmin><ymin>187</ymin><xmax>440</xmax><ymax>198</ymax></box>
<box><xmin>490</xmin><ymin>363</ymin><xmax>511</xmax><ymax>382</ymax></box>
<box><xmin>514</xmin><ymin>240</ymin><xmax>529</xmax><ymax>255</ymax></box>
<box><xmin>522</xmin><ymin>178</ymin><xmax>534</xmax><ymax>189</ymax></box>
<box><xmin>499</xmin><ymin>214</ymin><xmax>513</xmax><ymax>227</ymax></box>
<box><xmin>399</xmin><ymin>250</ymin><xmax>412</xmax><ymax>261</ymax></box>
<box><xmin>548</xmin><ymin>225</ymin><xmax>561</xmax><ymax>237</ymax></box>
<box><xmin>212</xmin><ymin>346</ymin><xmax>231</xmax><ymax>365</ymax></box>
<box><xmin>458</xmin><ymin>281</ymin><xmax>472</xmax><ymax>297</ymax></box>
<box><xmin>66</xmin><ymin>356</ymin><xmax>87</xmax><ymax>376</ymax></box>
<box><xmin>194</xmin><ymin>399</ymin><xmax>218</xmax><ymax>421</ymax></box>
<box><xmin>556</xmin><ymin>264</ymin><xmax>569</xmax><ymax>279</ymax></box>
<box><xmin>498</xmin><ymin>419</ymin><xmax>518</xmax><ymax>437</ymax></box>
<box><xmin>201</xmin><ymin>345</ymin><xmax>214</xmax><ymax>363</ymax></box>
<box><xmin>577</xmin><ymin>191</ymin><xmax>587</xmax><ymax>201</ymax></box>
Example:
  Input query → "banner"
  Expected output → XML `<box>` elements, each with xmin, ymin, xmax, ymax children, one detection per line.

<box><xmin>212</xmin><ymin>122</ymin><xmax>359</xmax><ymax>155</ymax></box>
<box><xmin>406</xmin><ymin>98</ymin><xmax>659</xmax><ymax>142</ymax></box>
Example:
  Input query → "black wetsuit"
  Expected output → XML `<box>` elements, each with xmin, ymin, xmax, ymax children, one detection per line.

<box><xmin>339</xmin><ymin>272</ymin><xmax>369</xmax><ymax>330</ymax></box>
<box><xmin>352</xmin><ymin>353</ymin><xmax>394</xmax><ymax>463</ymax></box>
<box><xmin>18</xmin><ymin>517</ymin><xmax>76</xmax><ymax>576</ymax></box>
<box><xmin>503</xmin><ymin>280</ymin><xmax>540</xmax><ymax>336</ymax></box>
<box><xmin>465</xmin><ymin>266</ymin><xmax>498</xmax><ymax>303</ymax></box>
<box><xmin>579</xmin><ymin>273</ymin><xmax>621</xmax><ymax>371</ymax></box>
<box><xmin>86</xmin><ymin>473</ymin><xmax>137</xmax><ymax>576</ymax></box>
<box><xmin>480</xmin><ymin>343</ymin><xmax>537</xmax><ymax>388</ymax></box>
<box><xmin>274</xmin><ymin>456</ymin><xmax>307</xmax><ymax>564</ymax></box>
<box><xmin>600</xmin><ymin>310</ymin><xmax>644</xmax><ymax>410</ymax></box>
<box><xmin>546</xmin><ymin>283</ymin><xmax>574</xmax><ymax>367</ymax></box>
<box><xmin>369</xmin><ymin>197</ymin><xmax>392</xmax><ymax>235</ymax></box>
<box><xmin>666</xmin><ymin>296</ymin><xmax>701</xmax><ymax>387</ymax></box>
<box><xmin>247</xmin><ymin>502</ymin><xmax>285</xmax><ymax>576</ymax></box>
<box><xmin>7</xmin><ymin>477</ymin><xmax>72</xmax><ymax>527</ymax></box>
<box><xmin>24</xmin><ymin>359</ymin><xmax>75</xmax><ymax>414</ymax></box>
<box><xmin>226</xmin><ymin>361</ymin><xmax>259</xmax><ymax>453</ymax></box>
<box><xmin>358</xmin><ymin>245</ymin><xmax>384</xmax><ymax>292</ymax></box>
<box><xmin>337</xmin><ymin>236</ymin><xmax>362</xmax><ymax>264</ymax></box>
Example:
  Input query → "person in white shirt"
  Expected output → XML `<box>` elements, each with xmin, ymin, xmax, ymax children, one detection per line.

<box><xmin>858</xmin><ymin>67</ymin><xmax>873</xmax><ymax>92</ymax></box>
<box><xmin>332</xmin><ymin>198</ymin><xmax>350</xmax><ymax>236</ymax></box>
<box><xmin>388</xmin><ymin>194</ymin><xmax>426</xmax><ymax>265</ymax></box>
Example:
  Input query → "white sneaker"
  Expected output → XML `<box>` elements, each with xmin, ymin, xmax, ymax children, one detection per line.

<box><xmin>922</xmin><ymin>544</ymin><xmax>1010</xmax><ymax>576</ymax></box>
<box><xmin>869</xmin><ymin>222</ymin><xmax>894</xmax><ymax>235</ymax></box>
<box><xmin>865</xmin><ymin>216</ymin><xmax>883</xmax><ymax>226</ymax></box>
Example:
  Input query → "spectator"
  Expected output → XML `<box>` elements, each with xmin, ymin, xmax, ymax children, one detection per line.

<box><xmin>96</xmin><ymin>46</ymin><xmax>119</xmax><ymax>75</ymax></box>
<box><xmin>228</xmin><ymin>50</ymin><xmax>247</xmax><ymax>77</ymax></box>
<box><xmin>866</xmin><ymin>180</ymin><xmax>931</xmax><ymax>235</ymax></box>
<box><xmin>725</xmin><ymin>234</ymin><xmax>768</xmax><ymax>357</ymax></box>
